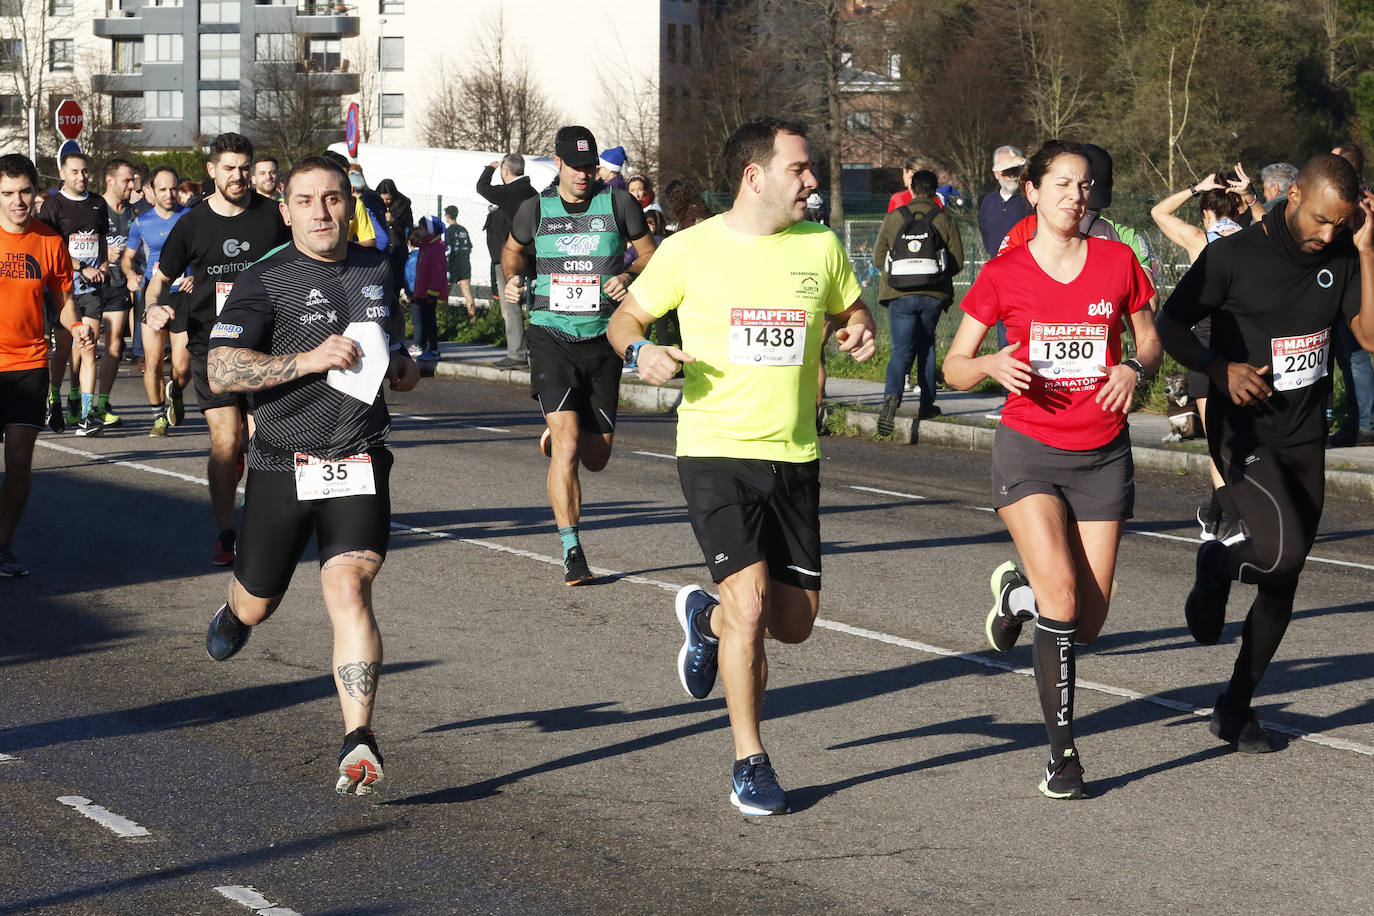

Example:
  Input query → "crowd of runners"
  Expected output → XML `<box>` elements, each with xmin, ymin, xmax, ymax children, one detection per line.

<box><xmin>0</xmin><ymin>116</ymin><xmax>1368</xmax><ymax>810</ymax></box>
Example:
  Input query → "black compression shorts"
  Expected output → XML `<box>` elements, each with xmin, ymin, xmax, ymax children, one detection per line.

<box><xmin>678</xmin><ymin>456</ymin><xmax>823</xmax><ymax>590</ymax></box>
<box><xmin>527</xmin><ymin>324</ymin><xmax>621</xmax><ymax>434</ymax></box>
<box><xmin>234</xmin><ymin>447</ymin><xmax>394</xmax><ymax>598</ymax></box>
<box><xmin>0</xmin><ymin>367</ymin><xmax>49</xmax><ymax>428</ymax></box>
<box><xmin>990</xmin><ymin>424</ymin><xmax>1134</xmax><ymax>520</ymax></box>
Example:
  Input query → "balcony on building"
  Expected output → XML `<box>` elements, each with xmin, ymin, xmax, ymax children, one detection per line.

<box><xmin>252</xmin><ymin>1</ymin><xmax>361</xmax><ymax>37</ymax></box>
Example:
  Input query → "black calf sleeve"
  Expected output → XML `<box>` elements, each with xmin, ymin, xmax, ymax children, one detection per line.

<box><xmin>1033</xmin><ymin>617</ymin><xmax>1077</xmax><ymax>760</ymax></box>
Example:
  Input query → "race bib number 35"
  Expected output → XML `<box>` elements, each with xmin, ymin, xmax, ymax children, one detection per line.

<box><xmin>1271</xmin><ymin>329</ymin><xmax>1329</xmax><ymax>392</ymax></box>
<box><xmin>729</xmin><ymin>307</ymin><xmax>808</xmax><ymax>366</ymax></box>
<box><xmin>294</xmin><ymin>452</ymin><xmax>376</xmax><ymax>501</ymax></box>
<box><xmin>1028</xmin><ymin>322</ymin><xmax>1109</xmax><ymax>380</ymax></box>
<box><xmin>549</xmin><ymin>273</ymin><xmax>601</xmax><ymax>312</ymax></box>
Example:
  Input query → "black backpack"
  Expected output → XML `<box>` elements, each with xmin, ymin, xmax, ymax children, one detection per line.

<box><xmin>884</xmin><ymin>203</ymin><xmax>953</xmax><ymax>290</ymax></box>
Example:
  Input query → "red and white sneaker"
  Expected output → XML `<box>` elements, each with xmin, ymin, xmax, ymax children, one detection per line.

<box><xmin>336</xmin><ymin>726</ymin><xmax>384</xmax><ymax>796</ymax></box>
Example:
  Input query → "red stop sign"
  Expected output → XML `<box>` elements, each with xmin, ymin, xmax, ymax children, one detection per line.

<box><xmin>54</xmin><ymin>98</ymin><xmax>83</xmax><ymax>140</ymax></box>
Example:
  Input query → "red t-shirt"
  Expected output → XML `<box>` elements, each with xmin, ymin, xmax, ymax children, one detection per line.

<box><xmin>961</xmin><ymin>237</ymin><xmax>1154</xmax><ymax>449</ymax></box>
<box><xmin>0</xmin><ymin>220</ymin><xmax>71</xmax><ymax>372</ymax></box>
<box><xmin>997</xmin><ymin>214</ymin><xmax>1037</xmax><ymax>254</ymax></box>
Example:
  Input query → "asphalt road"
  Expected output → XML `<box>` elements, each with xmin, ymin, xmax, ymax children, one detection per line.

<box><xmin>2</xmin><ymin>373</ymin><xmax>1371</xmax><ymax>915</ymax></box>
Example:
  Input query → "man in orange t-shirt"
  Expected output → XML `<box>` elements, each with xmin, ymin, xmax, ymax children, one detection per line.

<box><xmin>0</xmin><ymin>153</ymin><xmax>92</xmax><ymax>577</ymax></box>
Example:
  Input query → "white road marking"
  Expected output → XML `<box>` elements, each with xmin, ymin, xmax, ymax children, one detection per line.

<box><xmin>392</xmin><ymin>413</ymin><xmax>511</xmax><ymax>433</ymax></box>
<box><xmin>58</xmin><ymin>437</ymin><xmax>1374</xmax><ymax>758</ymax></box>
<box><xmin>36</xmin><ymin>439</ymin><xmax>210</xmax><ymax>487</ymax></box>
<box><xmin>214</xmin><ymin>885</ymin><xmax>303</xmax><ymax>915</ymax></box>
<box><xmin>849</xmin><ymin>485</ymin><xmax>927</xmax><ymax>500</ymax></box>
<box><xmin>1125</xmin><ymin>527</ymin><xmax>1374</xmax><ymax>572</ymax></box>
<box><xmin>57</xmin><ymin>796</ymin><xmax>151</xmax><ymax>838</ymax></box>
<box><xmin>0</xmin><ymin>752</ymin><xmax>17</xmax><ymax>763</ymax></box>
<box><xmin>633</xmin><ymin>450</ymin><xmax>677</xmax><ymax>460</ymax></box>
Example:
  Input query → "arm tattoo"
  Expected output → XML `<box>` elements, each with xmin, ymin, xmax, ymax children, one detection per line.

<box><xmin>208</xmin><ymin>348</ymin><xmax>302</xmax><ymax>393</ymax></box>
<box><xmin>337</xmin><ymin>661</ymin><xmax>380</xmax><ymax>706</ymax></box>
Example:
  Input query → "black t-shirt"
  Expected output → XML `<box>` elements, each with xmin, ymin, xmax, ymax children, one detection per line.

<box><xmin>39</xmin><ymin>191</ymin><xmax>108</xmax><ymax>296</ymax></box>
<box><xmin>510</xmin><ymin>184</ymin><xmax>648</xmax><ymax>248</ymax></box>
<box><xmin>1163</xmin><ymin>202</ymin><xmax>1362</xmax><ymax>446</ymax></box>
<box><xmin>210</xmin><ymin>242</ymin><xmax>404</xmax><ymax>472</ymax></box>
<box><xmin>104</xmin><ymin>201</ymin><xmax>133</xmax><ymax>285</ymax></box>
<box><xmin>158</xmin><ymin>194</ymin><xmax>290</xmax><ymax>353</ymax></box>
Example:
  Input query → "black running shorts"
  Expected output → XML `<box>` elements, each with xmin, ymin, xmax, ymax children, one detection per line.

<box><xmin>190</xmin><ymin>348</ymin><xmax>249</xmax><ymax>413</ymax></box>
<box><xmin>74</xmin><ymin>292</ymin><xmax>104</xmax><ymax>321</ymax></box>
<box><xmin>0</xmin><ymin>367</ymin><xmax>49</xmax><ymax>428</ymax></box>
<box><xmin>990</xmin><ymin>424</ymin><xmax>1134</xmax><ymax>520</ymax></box>
<box><xmin>527</xmin><ymin>324</ymin><xmax>621</xmax><ymax>434</ymax></box>
<box><xmin>234</xmin><ymin>447</ymin><xmax>394</xmax><ymax>598</ymax></box>
<box><xmin>99</xmin><ymin>285</ymin><xmax>132</xmax><ymax>317</ymax></box>
<box><xmin>678</xmin><ymin>456</ymin><xmax>823</xmax><ymax>590</ymax></box>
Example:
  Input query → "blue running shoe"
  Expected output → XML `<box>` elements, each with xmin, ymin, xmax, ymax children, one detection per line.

<box><xmin>731</xmin><ymin>753</ymin><xmax>789</xmax><ymax>815</ymax></box>
<box><xmin>675</xmin><ymin>585</ymin><xmax>719</xmax><ymax>699</ymax></box>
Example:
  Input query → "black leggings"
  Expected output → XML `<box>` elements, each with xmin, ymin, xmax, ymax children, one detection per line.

<box><xmin>1206</xmin><ymin>433</ymin><xmax>1324</xmax><ymax>709</ymax></box>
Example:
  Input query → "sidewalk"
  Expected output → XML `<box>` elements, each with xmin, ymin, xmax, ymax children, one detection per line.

<box><xmin>424</xmin><ymin>341</ymin><xmax>1374</xmax><ymax>501</ymax></box>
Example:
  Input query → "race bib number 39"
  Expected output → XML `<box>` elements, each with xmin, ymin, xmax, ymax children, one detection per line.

<box><xmin>1028</xmin><ymin>322</ymin><xmax>1109</xmax><ymax>381</ymax></box>
<box><xmin>216</xmin><ymin>281</ymin><xmax>234</xmax><ymax>315</ymax></box>
<box><xmin>549</xmin><ymin>273</ymin><xmax>601</xmax><ymax>312</ymax></box>
<box><xmin>294</xmin><ymin>452</ymin><xmax>376</xmax><ymax>501</ymax></box>
<box><xmin>1271</xmin><ymin>329</ymin><xmax>1329</xmax><ymax>392</ymax></box>
<box><xmin>729</xmin><ymin>307</ymin><xmax>808</xmax><ymax>366</ymax></box>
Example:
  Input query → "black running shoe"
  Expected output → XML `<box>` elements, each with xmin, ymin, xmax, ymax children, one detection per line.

<box><xmin>563</xmin><ymin>546</ymin><xmax>594</xmax><ymax>586</ymax></box>
<box><xmin>675</xmin><ymin>585</ymin><xmax>720</xmax><ymax>699</ymax></box>
<box><xmin>205</xmin><ymin>602</ymin><xmax>251</xmax><ymax>661</ymax></box>
<box><xmin>1038</xmin><ymin>747</ymin><xmax>1088</xmax><ymax>800</ymax></box>
<box><xmin>165</xmin><ymin>379</ymin><xmax>184</xmax><ymax>427</ymax></box>
<box><xmin>213</xmin><ymin>529</ymin><xmax>236</xmax><ymax>567</ymax></box>
<box><xmin>1185</xmin><ymin>541</ymin><xmax>1230</xmax><ymax>645</ymax></box>
<box><xmin>46</xmin><ymin>397</ymin><xmax>65</xmax><ymax>434</ymax></box>
<box><xmin>985</xmin><ymin>560</ymin><xmax>1033</xmax><ymax>652</ymax></box>
<box><xmin>74</xmin><ymin>413</ymin><xmax>103</xmax><ymax>437</ymax></box>
<box><xmin>1209</xmin><ymin>694</ymin><xmax>1278</xmax><ymax>754</ymax></box>
<box><xmin>336</xmin><ymin>726</ymin><xmax>385</xmax><ymax>795</ymax></box>
<box><xmin>731</xmin><ymin>753</ymin><xmax>789</xmax><ymax>815</ymax></box>
<box><xmin>1196</xmin><ymin>503</ymin><xmax>1219</xmax><ymax>541</ymax></box>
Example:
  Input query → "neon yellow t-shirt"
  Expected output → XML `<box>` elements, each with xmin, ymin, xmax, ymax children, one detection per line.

<box><xmin>632</xmin><ymin>215</ymin><xmax>861</xmax><ymax>462</ymax></box>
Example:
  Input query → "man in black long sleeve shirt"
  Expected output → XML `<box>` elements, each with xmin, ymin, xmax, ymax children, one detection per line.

<box><xmin>477</xmin><ymin>153</ymin><xmax>537</xmax><ymax>367</ymax></box>
<box><xmin>1157</xmin><ymin>153</ymin><xmax>1374</xmax><ymax>753</ymax></box>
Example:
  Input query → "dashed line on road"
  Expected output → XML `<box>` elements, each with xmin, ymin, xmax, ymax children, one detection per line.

<box><xmin>59</xmin><ymin>435</ymin><xmax>1374</xmax><ymax>759</ymax></box>
<box><xmin>0</xmin><ymin>752</ymin><xmax>18</xmax><ymax>763</ymax></box>
<box><xmin>392</xmin><ymin>412</ymin><xmax>511</xmax><ymax>433</ymax></box>
<box><xmin>57</xmin><ymin>795</ymin><xmax>151</xmax><ymax>839</ymax></box>
<box><xmin>214</xmin><ymin>885</ymin><xmax>303</xmax><ymax>915</ymax></box>
<box><xmin>36</xmin><ymin>439</ymin><xmax>211</xmax><ymax>487</ymax></box>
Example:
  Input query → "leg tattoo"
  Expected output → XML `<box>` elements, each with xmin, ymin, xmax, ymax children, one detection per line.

<box><xmin>337</xmin><ymin>660</ymin><xmax>381</xmax><ymax>705</ymax></box>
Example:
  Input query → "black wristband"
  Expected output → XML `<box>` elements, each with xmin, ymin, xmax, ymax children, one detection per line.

<box><xmin>1189</xmin><ymin>187</ymin><xmax>1203</xmax><ymax>199</ymax></box>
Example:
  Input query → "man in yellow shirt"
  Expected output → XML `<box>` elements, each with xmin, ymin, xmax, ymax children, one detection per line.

<box><xmin>608</xmin><ymin>116</ymin><xmax>875</xmax><ymax>815</ymax></box>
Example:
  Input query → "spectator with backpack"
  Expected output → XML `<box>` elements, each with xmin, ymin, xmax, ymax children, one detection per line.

<box><xmin>873</xmin><ymin>169</ymin><xmax>963</xmax><ymax>434</ymax></box>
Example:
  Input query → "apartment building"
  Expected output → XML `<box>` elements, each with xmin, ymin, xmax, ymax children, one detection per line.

<box><xmin>72</xmin><ymin>0</ymin><xmax>711</xmax><ymax>164</ymax></box>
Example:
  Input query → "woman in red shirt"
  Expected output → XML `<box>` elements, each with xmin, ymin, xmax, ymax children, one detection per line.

<box><xmin>943</xmin><ymin>140</ymin><xmax>1162</xmax><ymax>800</ymax></box>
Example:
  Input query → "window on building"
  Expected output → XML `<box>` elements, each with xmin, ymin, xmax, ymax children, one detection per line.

<box><xmin>0</xmin><ymin>94</ymin><xmax>20</xmax><ymax>126</ymax></box>
<box><xmin>380</xmin><ymin>36</ymin><xmax>403</xmax><ymax>70</ymax></box>
<box><xmin>200</xmin><ymin>89</ymin><xmax>240</xmax><ymax>134</ymax></box>
<box><xmin>682</xmin><ymin>24</ymin><xmax>692</xmax><ymax>63</ymax></box>
<box><xmin>0</xmin><ymin>0</ymin><xmax>22</xmax><ymax>16</ymax></box>
<box><xmin>308</xmin><ymin>38</ymin><xmax>340</xmax><ymax>71</ymax></box>
<box><xmin>381</xmin><ymin>92</ymin><xmax>403</xmax><ymax>128</ymax></box>
<box><xmin>144</xmin><ymin>33</ymin><xmax>183</xmax><ymax>64</ymax></box>
<box><xmin>256</xmin><ymin>33</ymin><xmax>294</xmax><ymax>61</ymax></box>
<box><xmin>665</xmin><ymin>24</ymin><xmax>676</xmax><ymax>63</ymax></box>
<box><xmin>846</xmin><ymin>111</ymin><xmax>873</xmax><ymax>134</ymax></box>
<box><xmin>144</xmin><ymin>89</ymin><xmax>182</xmax><ymax>120</ymax></box>
<box><xmin>49</xmin><ymin>0</ymin><xmax>74</xmax><ymax>15</ymax></box>
<box><xmin>49</xmin><ymin>39</ymin><xmax>72</xmax><ymax>71</ymax></box>
<box><xmin>112</xmin><ymin>94</ymin><xmax>144</xmax><ymax>128</ymax></box>
<box><xmin>200</xmin><ymin>32</ymin><xmax>241</xmax><ymax>80</ymax></box>
<box><xmin>380</xmin><ymin>1</ymin><xmax>405</xmax><ymax>12</ymax></box>
<box><xmin>113</xmin><ymin>39</ymin><xmax>144</xmax><ymax>74</ymax></box>
<box><xmin>0</xmin><ymin>39</ymin><xmax>21</xmax><ymax>72</ymax></box>
<box><xmin>201</xmin><ymin>1</ymin><xmax>241</xmax><ymax>23</ymax></box>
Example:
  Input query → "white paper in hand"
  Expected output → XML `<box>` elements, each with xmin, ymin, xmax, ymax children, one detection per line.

<box><xmin>327</xmin><ymin>321</ymin><xmax>390</xmax><ymax>404</ymax></box>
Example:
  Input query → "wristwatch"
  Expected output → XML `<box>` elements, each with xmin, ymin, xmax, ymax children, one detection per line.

<box><xmin>624</xmin><ymin>338</ymin><xmax>650</xmax><ymax>367</ymax></box>
<box><xmin>1124</xmin><ymin>357</ymin><xmax>1150</xmax><ymax>390</ymax></box>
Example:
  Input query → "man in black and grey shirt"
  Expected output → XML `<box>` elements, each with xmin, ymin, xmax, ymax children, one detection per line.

<box><xmin>201</xmin><ymin>154</ymin><xmax>419</xmax><ymax>796</ymax></box>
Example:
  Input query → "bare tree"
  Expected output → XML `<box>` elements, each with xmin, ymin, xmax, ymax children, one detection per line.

<box><xmin>595</xmin><ymin>38</ymin><xmax>661</xmax><ymax>180</ymax></box>
<box><xmin>0</xmin><ymin>0</ymin><xmax>76</xmax><ymax>157</ymax></box>
<box><xmin>244</xmin><ymin>39</ymin><xmax>347</xmax><ymax>163</ymax></box>
<box><xmin>421</xmin><ymin>10</ymin><xmax>561</xmax><ymax>153</ymax></box>
<box><xmin>1017</xmin><ymin>0</ymin><xmax>1090</xmax><ymax>140</ymax></box>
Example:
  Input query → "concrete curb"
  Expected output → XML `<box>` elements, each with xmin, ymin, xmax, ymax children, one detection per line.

<box><xmin>430</xmin><ymin>357</ymin><xmax>1374</xmax><ymax>502</ymax></box>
